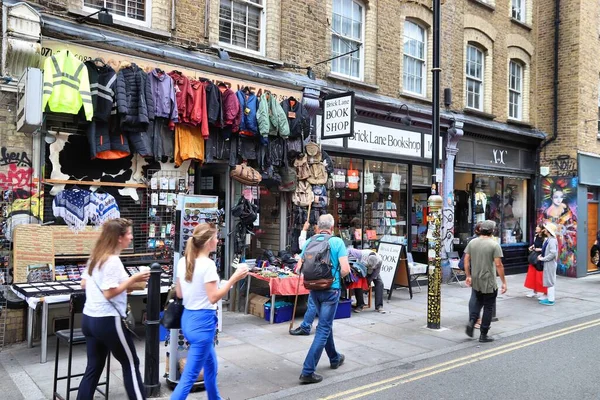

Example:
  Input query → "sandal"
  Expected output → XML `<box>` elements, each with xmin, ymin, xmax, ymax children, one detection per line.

<box><xmin>474</xmin><ymin>323</ymin><xmax>481</xmax><ymax>329</ymax></box>
<box><xmin>353</xmin><ymin>306</ymin><xmax>364</xmax><ymax>313</ymax></box>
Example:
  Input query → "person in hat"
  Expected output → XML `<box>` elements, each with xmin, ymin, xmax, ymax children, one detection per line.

<box><xmin>538</xmin><ymin>222</ymin><xmax>558</xmax><ymax>306</ymax></box>
<box><xmin>464</xmin><ymin>220</ymin><xmax>507</xmax><ymax>343</ymax></box>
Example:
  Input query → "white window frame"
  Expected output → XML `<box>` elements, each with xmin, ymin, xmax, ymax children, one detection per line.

<box><xmin>330</xmin><ymin>0</ymin><xmax>365</xmax><ymax>81</ymax></box>
<box><xmin>218</xmin><ymin>0</ymin><xmax>266</xmax><ymax>56</ymax></box>
<box><xmin>508</xmin><ymin>60</ymin><xmax>523</xmax><ymax>120</ymax></box>
<box><xmin>82</xmin><ymin>0</ymin><xmax>151</xmax><ymax>27</ymax></box>
<box><xmin>466</xmin><ymin>45</ymin><xmax>484</xmax><ymax>111</ymax></box>
<box><xmin>403</xmin><ymin>20</ymin><xmax>427</xmax><ymax>97</ymax></box>
<box><xmin>511</xmin><ymin>0</ymin><xmax>526</xmax><ymax>22</ymax></box>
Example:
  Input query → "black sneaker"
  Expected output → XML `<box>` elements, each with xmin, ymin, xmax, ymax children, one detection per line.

<box><xmin>330</xmin><ymin>353</ymin><xmax>345</xmax><ymax>369</ymax></box>
<box><xmin>299</xmin><ymin>373</ymin><xmax>323</xmax><ymax>384</ymax></box>
<box><xmin>479</xmin><ymin>334</ymin><xmax>494</xmax><ymax>343</ymax></box>
<box><xmin>465</xmin><ymin>320</ymin><xmax>475</xmax><ymax>338</ymax></box>
<box><xmin>289</xmin><ymin>327</ymin><xmax>310</xmax><ymax>336</ymax></box>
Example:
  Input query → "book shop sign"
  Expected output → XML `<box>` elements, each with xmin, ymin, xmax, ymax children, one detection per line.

<box><xmin>321</xmin><ymin>91</ymin><xmax>355</xmax><ymax>139</ymax></box>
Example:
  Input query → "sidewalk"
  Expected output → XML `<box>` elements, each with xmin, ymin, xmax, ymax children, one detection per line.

<box><xmin>2</xmin><ymin>273</ymin><xmax>600</xmax><ymax>399</ymax></box>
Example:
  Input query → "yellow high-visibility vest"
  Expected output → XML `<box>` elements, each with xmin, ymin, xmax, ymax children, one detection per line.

<box><xmin>42</xmin><ymin>50</ymin><xmax>93</xmax><ymax>121</ymax></box>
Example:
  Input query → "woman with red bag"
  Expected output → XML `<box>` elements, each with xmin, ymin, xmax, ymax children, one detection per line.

<box><xmin>524</xmin><ymin>224</ymin><xmax>547</xmax><ymax>299</ymax></box>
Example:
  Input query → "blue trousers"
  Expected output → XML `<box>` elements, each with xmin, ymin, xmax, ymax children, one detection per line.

<box><xmin>299</xmin><ymin>294</ymin><xmax>317</xmax><ymax>333</ymax></box>
<box><xmin>171</xmin><ymin>309</ymin><xmax>220</xmax><ymax>400</ymax></box>
<box><xmin>301</xmin><ymin>290</ymin><xmax>341</xmax><ymax>376</ymax></box>
<box><xmin>78</xmin><ymin>315</ymin><xmax>145</xmax><ymax>400</ymax></box>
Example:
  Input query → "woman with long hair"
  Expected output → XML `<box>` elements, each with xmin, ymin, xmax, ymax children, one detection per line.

<box><xmin>78</xmin><ymin>218</ymin><xmax>150</xmax><ymax>400</ymax></box>
<box><xmin>171</xmin><ymin>223</ymin><xmax>248</xmax><ymax>400</ymax></box>
<box><xmin>524</xmin><ymin>224</ymin><xmax>547</xmax><ymax>299</ymax></box>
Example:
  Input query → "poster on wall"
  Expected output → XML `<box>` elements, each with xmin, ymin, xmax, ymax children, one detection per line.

<box><xmin>537</xmin><ymin>177</ymin><xmax>578</xmax><ymax>277</ymax></box>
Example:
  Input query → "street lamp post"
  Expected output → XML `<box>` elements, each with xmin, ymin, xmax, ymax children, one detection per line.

<box><xmin>427</xmin><ymin>0</ymin><xmax>443</xmax><ymax>330</ymax></box>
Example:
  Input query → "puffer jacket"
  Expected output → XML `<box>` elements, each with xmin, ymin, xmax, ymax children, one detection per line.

<box><xmin>281</xmin><ymin>98</ymin><xmax>309</xmax><ymax>139</ymax></box>
<box><xmin>221</xmin><ymin>87</ymin><xmax>240</xmax><ymax>129</ymax></box>
<box><xmin>257</xmin><ymin>91</ymin><xmax>290</xmax><ymax>139</ymax></box>
<box><xmin>116</xmin><ymin>63</ymin><xmax>155</xmax><ymax>132</ymax></box>
<box><xmin>236</xmin><ymin>90</ymin><xmax>259</xmax><ymax>136</ymax></box>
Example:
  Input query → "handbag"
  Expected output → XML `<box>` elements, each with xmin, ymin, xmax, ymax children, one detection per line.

<box><xmin>527</xmin><ymin>251</ymin><xmax>539</xmax><ymax>266</ymax></box>
<box><xmin>333</xmin><ymin>168</ymin><xmax>346</xmax><ymax>189</ymax></box>
<box><xmin>91</xmin><ymin>277</ymin><xmax>139</xmax><ymax>339</ymax></box>
<box><xmin>230</xmin><ymin>163</ymin><xmax>262</xmax><ymax>186</ymax></box>
<box><xmin>363</xmin><ymin>164</ymin><xmax>375</xmax><ymax>193</ymax></box>
<box><xmin>161</xmin><ymin>288</ymin><xmax>184</xmax><ymax>329</ymax></box>
<box><xmin>347</xmin><ymin>160</ymin><xmax>359</xmax><ymax>190</ymax></box>
<box><xmin>389</xmin><ymin>165</ymin><xmax>401</xmax><ymax>191</ymax></box>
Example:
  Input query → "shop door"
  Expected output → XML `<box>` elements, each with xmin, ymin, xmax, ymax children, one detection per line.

<box><xmin>588</xmin><ymin>202</ymin><xmax>598</xmax><ymax>272</ymax></box>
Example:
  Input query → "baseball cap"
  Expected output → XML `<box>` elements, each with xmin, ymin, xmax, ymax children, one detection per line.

<box><xmin>479</xmin><ymin>220</ymin><xmax>496</xmax><ymax>232</ymax></box>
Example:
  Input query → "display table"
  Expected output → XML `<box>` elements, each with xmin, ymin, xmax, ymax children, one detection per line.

<box><xmin>11</xmin><ymin>283</ymin><xmax>170</xmax><ymax>364</ymax></box>
<box><xmin>244</xmin><ymin>272</ymin><xmax>309</xmax><ymax>324</ymax></box>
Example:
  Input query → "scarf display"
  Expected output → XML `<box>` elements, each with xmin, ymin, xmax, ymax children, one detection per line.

<box><xmin>52</xmin><ymin>188</ymin><xmax>92</xmax><ymax>232</ymax></box>
<box><xmin>89</xmin><ymin>192</ymin><xmax>120</xmax><ymax>226</ymax></box>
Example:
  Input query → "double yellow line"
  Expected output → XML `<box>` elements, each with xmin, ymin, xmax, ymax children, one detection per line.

<box><xmin>321</xmin><ymin>318</ymin><xmax>600</xmax><ymax>400</ymax></box>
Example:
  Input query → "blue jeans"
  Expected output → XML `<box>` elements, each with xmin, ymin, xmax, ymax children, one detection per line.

<box><xmin>301</xmin><ymin>290</ymin><xmax>341</xmax><ymax>376</ymax></box>
<box><xmin>171</xmin><ymin>309</ymin><xmax>220</xmax><ymax>400</ymax></box>
<box><xmin>299</xmin><ymin>295</ymin><xmax>317</xmax><ymax>333</ymax></box>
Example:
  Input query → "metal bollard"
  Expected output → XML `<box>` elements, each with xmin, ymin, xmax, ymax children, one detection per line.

<box><xmin>144</xmin><ymin>262</ymin><xmax>162</xmax><ymax>397</ymax></box>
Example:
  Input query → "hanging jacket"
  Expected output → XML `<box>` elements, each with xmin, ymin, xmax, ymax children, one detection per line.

<box><xmin>202</xmin><ymin>79</ymin><xmax>222</xmax><ymax>126</ymax></box>
<box><xmin>168</xmin><ymin>70</ymin><xmax>193</xmax><ymax>125</ymax></box>
<box><xmin>42</xmin><ymin>50</ymin><xmax>94</xmax><ymax>121</ymax></box>
<box><xmin>84</xmin><ymin>62</ymin><xmax>129</xmax><ymax>159</ymax></box>
<box><xmin>148</xmin><ymin>68</ymin><xmax>178</xmax><ymax>124</ymax></box>
<box><xmin>281</xmin><ymin>98</ymin><xmax>309</xmax><ymax>139</ymax></box>
<box><xmin>236</xmin><ymin>90</ymin><xmax>259</xmax><ymax>136</ymax></box>
<box><xmin>257</xmin><ymin>91</ymin><xmax>290</xmax><ymax>139</ymax></box>
<box><xmin>221</xmin><ymin>87</ymin><xmax>240</xmax><ymax>130</ymax></box>
<box><xmin>189</xmin><ymin>79</ymin><xmax>209</xmax><ymax>138</ymax></box>
<box><xmin>116</xmin><ymin>63</ymin><xmax>155</xmax><ymax>132</ymax></box>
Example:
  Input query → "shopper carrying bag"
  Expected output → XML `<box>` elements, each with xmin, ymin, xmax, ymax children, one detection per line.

<box><xmin>171</xmin><ymin>223</ymin><xmax>248</xmax><ymax>400</ymax></box>
<box><xmin>78</xmin><ymin>218</ymin><xmax>150</xmax><ymax>400</ymax></box>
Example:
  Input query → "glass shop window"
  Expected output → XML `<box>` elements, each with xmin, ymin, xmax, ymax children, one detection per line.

<box><xmin>328</xmin><ymin>156</ymin><xmax>364</xmax><ymax>247</ymax></box>
<box><xmin>502</xmin><ymin>178</ymin><xmax>527</xmax><ymax>244</ymax></box>
<box><xmin>410</xmin><ymin>165</ymin><xmax>432</xmax><ymax>253</ymax></box>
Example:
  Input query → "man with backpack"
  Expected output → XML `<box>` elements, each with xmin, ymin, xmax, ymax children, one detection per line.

<box><xmin>297</xmin><ymin>214</ymin><xmax>350</xmax><ymax>384</ymax></box>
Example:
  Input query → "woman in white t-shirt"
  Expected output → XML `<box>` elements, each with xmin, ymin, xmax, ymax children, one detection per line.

<box><xmin>78</xmin><ymin>218</ymin><xmax>150</xmax><ymax>400</ymax></box>
<box><xmin>171</xmin><ymin>223</ymin><xmax>248</xmax><ymax>400</ymax></box>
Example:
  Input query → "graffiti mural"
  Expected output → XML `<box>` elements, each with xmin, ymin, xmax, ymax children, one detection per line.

<box><xmin>537</xmin><ymin>177</ymin><xmax>578</xmax><ymax>277</ymax></box>
<box><xmin>0</xmin><ymin>163</ymin><xmax>35</xmax><ymax>193</ymax></box>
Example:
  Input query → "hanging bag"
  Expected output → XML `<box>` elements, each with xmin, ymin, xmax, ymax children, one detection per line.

<box><xmin>347</xmin><ymin>160</ymin><xmax>359</xmax><ymax>190</ymax></box>
<box><xmin>364</xmin><ymin>164</ymin><xmax>375</xmax><ymax>193</ymax></box>
<box><xmin>333</xmin><ymin>167</ymin><xmax>346</xmax><ymax>189</ymax></box>
<box><xmin>294</xmin><ymin>154</ymin><xmax>311</xmax><ymax>181</ymax></box>
<box><xmin>161</xmin><ymin>288</ymin><xmax>184</xmax><ymax>329</ymax></box>
<box><xmin>390</xmin><ymin>165</ymin><xmax>401</xmax><ymax>191</ymax></box>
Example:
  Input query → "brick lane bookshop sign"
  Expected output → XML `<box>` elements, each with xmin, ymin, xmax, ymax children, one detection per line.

<box><xmin>321</xmin><ymin>91</ymin><xmax>355</xmax><ymax>139</ymax></box>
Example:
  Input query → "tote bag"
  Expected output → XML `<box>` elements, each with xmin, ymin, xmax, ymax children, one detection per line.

<box><xmin>390</xmin><ymin>165</ymin><xmax>401</xmax><ymax>191</ymax></box>
<box><xmin>347</xmin><ymin>160</ymin><xmax>360</xmax><ymax>190</ymax></box>
<box><xmin>333</xmin><ymin>168</ymin><xmax>346</xmax><ymax>189</ymax></box>
<box><xmin>363</xmin><ymin>164</ymin><xmax>375</xmax><ymax>193</ymax></box>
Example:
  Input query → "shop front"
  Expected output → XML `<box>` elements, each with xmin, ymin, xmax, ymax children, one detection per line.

<box><xmin>453</xmin><ymin>135</ymin><xmax>538</xmax><ymax>274</ymax></box>
<box><xmin>318</xmin><ymin>117</ymin><xmax>437</xmax><ymax>264</ymax></box>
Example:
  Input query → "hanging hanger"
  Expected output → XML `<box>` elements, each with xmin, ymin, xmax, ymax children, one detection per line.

<box><xmin>93</xmin><ymin>57</ymin><xmax>106</xmax><ymax>67</ymax></box>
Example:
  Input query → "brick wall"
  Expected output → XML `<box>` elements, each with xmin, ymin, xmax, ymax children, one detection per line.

<box><xmin>4</xmin><ymin>307</ymin><xmax>26</xmax><ymax>345</ymax></box>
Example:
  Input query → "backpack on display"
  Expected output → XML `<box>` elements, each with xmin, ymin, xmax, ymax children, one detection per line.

<box><xmin>312</xmin><ymin>184</ymin><xmax>328</xmax><ymax>208</ymax></box>
<box><xmin>231</xmin><ymin>196</ymin><xmax>258</xmax><ymax>225</ymax></box>
<box><xmin>230</xmin><ymin>164</ymin><xmax>262</xmax><ymax>186</ymax></box>
<box><xmin>294</xmin><ymin>154</ymin><xmax>311</xmax><ymax>181</ymax></box>
<box><xmin>307</xmin><ymin>162</ymin><xmax>328</xmax><ymax>185</ymax></box>
<box><xmin>279</xmin><ymin>162</ymin><xmax>297</xmax><ymax>192</ymax></box>
<box><xmin>301</xmin><ymin>234</ymin><xmax>334</xmax><ymax>290</ymax></box>
<box><xmin>321</xmin><ymin>150</ymin><xmax>334</xmax><ymax>175</ymax></box>
<box><xmin>260</xmin><ymin>165</ymin><xmax>281</xmax><ymax>189</ymax></box>
<box><xmin>293</xmin><ymin>180</ymin><xmax>314</xmax><ymax>207</ymax></box>
<box><xmin>305</xmin><ymin>142</ymin><xmax>322</xmax><ymax>164</ymax></box>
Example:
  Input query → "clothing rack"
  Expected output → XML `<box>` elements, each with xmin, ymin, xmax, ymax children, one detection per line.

<box><xmin>43</xmin><ymin>179</ymin><xmax>147</xmax><ymax>189</ymax></box>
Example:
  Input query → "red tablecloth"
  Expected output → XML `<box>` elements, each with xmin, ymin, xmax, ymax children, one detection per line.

<box><xmin>346</xmin><ymin>277</ymin><xmax>368</xmax><ymax>290</ymax></box>
<box><xmin>249</xmin><ymin>272</ymin><xmax>310</xmax><ymax>295</ymax></box>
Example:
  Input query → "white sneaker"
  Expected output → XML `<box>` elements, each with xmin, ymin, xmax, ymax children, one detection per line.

<box><xmin>537</xmin><ymin>294</ymin><xmax>547</xmax><ymax>300</ymax></box>
<box><xmin>526</xmin><ymin>291</ymin><xmax>537</xmax><ymax>298</ymax></box>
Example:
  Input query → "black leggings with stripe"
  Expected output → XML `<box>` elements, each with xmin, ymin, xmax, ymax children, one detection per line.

<box><xmin>77</xmin><ymin>314</ymin><xmax>146</xmax><ymax>400</ymax></box>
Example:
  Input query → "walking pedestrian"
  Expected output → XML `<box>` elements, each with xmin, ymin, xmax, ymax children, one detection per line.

<box><xmin>524</xmin><ymin>224</ymin><xmax>547</xmax><ymax>299</ymax></box>
<box><xmin>538</xmin><ymin>222</ymin><xmax>558</xmax><ymax>306</ymax></box>
<box><xmin>171</xmin><ymin>223</ymin><xmax>248</xmax><ymax>400</ymax></box>
<box><xmin>297</xmin><ymin>214</ymin><xmax>350</xmax><ymax>384</ymax></box>
<box><xmin>464</xmin><ymin>220</ymin><xmax>507</xmax><ymax>343</ymax></box>
<box><xmin>78</xmin><ymin>218</ymin><xmax>150</xmax><ymax>400</ymax></box>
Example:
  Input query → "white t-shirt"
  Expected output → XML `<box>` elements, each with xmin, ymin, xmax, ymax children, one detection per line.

<box><xmin>82</xmin><ymin>255</ymin><xmax>128</xmax><ymax>318</ymax></box>
<box><xmin>177</xmin><ymin>256</ymin><xmax>219</xmax><ymax>310</ymax></box>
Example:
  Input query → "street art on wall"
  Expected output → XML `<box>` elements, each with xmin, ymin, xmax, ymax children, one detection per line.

<box><xmin>538</xmin><ymin>177</ymin><xmax>578</xmax><ymax>277</ymax></box>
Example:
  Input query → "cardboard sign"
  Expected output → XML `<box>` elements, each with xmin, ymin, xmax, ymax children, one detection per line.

<box><xmin>377</xmin><ymin>241</ymin><xmax>404</xmax><ymax>290</ymax></box>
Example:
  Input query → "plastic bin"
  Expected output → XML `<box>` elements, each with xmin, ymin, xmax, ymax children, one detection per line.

<box><xmin>334</xmin><ymin>299</ymin><xmax>352</xmax><ymax>320</ymax></box>
<box><xmin>264</xmin><ymin>301</ymin><xmax>294</xmax><ymax>323</ymax></box>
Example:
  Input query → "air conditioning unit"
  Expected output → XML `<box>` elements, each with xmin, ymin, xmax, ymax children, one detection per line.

<box><xmin>16</xmin><ymin>68</ymin><xmax>42</xmax><ymax>133</ymax></box>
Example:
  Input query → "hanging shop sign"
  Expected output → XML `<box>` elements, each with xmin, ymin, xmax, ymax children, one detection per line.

<box><xmin>321</xmin><ymin>91</ymin><xmax>355</xmax><ymax>139</ymax></box>
<box><xmin>40</xmin><ymin>39</ymin><xmax>302</xmax><ymax>102</ymax></box>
